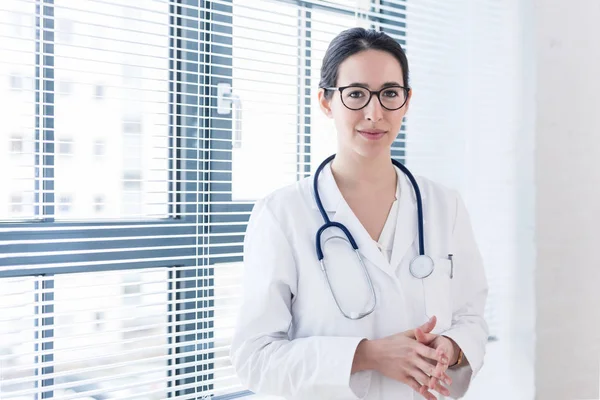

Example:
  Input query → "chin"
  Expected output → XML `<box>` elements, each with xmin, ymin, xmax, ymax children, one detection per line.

<box><xmin>352</xmin><ymin>142</ymin><xmax>392</xmax><ymax>159</ymax></box>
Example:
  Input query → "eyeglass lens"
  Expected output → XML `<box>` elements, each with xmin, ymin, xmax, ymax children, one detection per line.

<box><xmin>341</xmin><ymin>86</ymin><xmax>407</xmax><ymax>110</ymax></box>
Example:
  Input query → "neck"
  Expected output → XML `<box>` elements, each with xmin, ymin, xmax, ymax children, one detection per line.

<box><xmin>330</xmin><ymin>150</ymin><xmax>396</xmax><ymax>191</ymax></box>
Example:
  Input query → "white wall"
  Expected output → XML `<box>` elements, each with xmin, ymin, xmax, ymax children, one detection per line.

<box><xmin>406</xmin><ymin>2</ymin><xmax>537</xmax><ymax>398</ymax></box>
<box><xmin>534</xmin><ymin>1</ymin><xmax>600</xmax><ymax>398</ymax></box>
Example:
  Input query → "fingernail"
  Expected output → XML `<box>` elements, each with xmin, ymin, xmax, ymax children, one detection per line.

<box><xmin>442</xmin><ymin>356</ymin><xmax>449</xmax><ymax>364</ymax></box>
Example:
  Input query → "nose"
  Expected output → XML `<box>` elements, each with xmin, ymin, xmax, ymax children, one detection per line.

<box><xmin>364</xmin><ymin>93</ymin><xmax>384</xmax><ymax>122</ymax></box>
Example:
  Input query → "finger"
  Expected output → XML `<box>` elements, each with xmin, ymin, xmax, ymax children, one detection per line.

<box><xmin>429</xmin><ymin>368</ymin><xmax>452</xmax><ymax>388</ymax></box>
<box><xmin>410</xmin><ymin>367</ymin><xmax>433</xmax><ymax>388</ymax></box>
<box><xmin>439</xmin><ymin>370</ymin><xmax>452</xmax><ymax>386</ymax></box>
<box><xmin>404</xmin><ymin>316</ymin><xmax>437</xmax><ymax>339</ymax></box>
<box><xmin>413</xmin><ymin>360</ymin><xmax>450</xmax><ymax>398</ymax></box>
<box><xmin>408</xmin><ymin>355</ymin><xmax>450</xmax><ymax>398</ymax></box>
<box><xmin>433</xmin><ymin>360</ymin><xmax>448</xmax><ymax>381</ymax></box>
<box><xmin>412</xmin><ymin>357</ymin><xmax>450</xmax><ymax>393</ymax></box>
<box><xmin>434</xmin><ymin>347</ymin><xmax>450</xmax><ymax>366</ymax></box>
<box><xmin>406</xmin><ymin>377</ymin><xmax>436</xmax><ymax>400</ymax></box>
<box><xmin>418</xmin><ymin>347</ymin><xmax>451</xmax><ymax>390</ymax></box>
<box><xmin>414</xmin><ymin>342</ymin><xmax>445</xmax><ymax>363</ymax></box>
<box><xmin>429</xmin><ymin>376</ymin><xmax>451</xmax><ymax>397</ymax></box>
<box><xmin>432</xmin><ymin>350</ymin><xmax>450</xmax><ymax>383</ymax></box>
<box><xmin>413</xmin><ymin>355</ymin><xmax>443</xmax><ymax>380</ymax></box>
<box><xmin>415</xmin><ymin>328</ymin><xmax>437</xmax><ymax>345</ymax></box>
<box><xmin>419</xmin><ymin>383</ymin><xmax>438</xmax><ymax>400</ymax></box>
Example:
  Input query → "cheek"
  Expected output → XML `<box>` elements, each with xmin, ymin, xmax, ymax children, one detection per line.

<box><xmin>332</xmin><ymin>106</ymin><xmax>360</xmax><ymax>131</ymax></box>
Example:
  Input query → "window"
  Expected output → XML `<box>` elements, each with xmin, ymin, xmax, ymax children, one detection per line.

<box><xmin>56</xmin><ymin>18</ymin><xmax>74</xmax><ymax>43</ymax></box>
<box><xmin>94</xmin><ymin>311</ymin><xmax>105</xmax><ymax>331</ymax></box>
<box><xmin>122</xmin><ymin>118</ymin><xmax>142</xmax><ymax>134</ymax></box>
<box><xmin>10</xmin><ymin>194</ymin><xmax>23</xmax><ymax>214</ymax></box>
<box><xmin>122</xmin><ymin>64</ymin><xmax>142</xmax><ymax>87</ymax></box>
<box><xmin>123</xmin><ymin>171</ymin><xmax>142</xmax><ymax>191</ymax></box>
<box><xmin>93</xmin><ymin>139</ymin><xmax>106</xmax><ymax>157</ymax></box>
<box><xmin>0</xmin><ymin>277</ymin><xmax>37</xmax><ymax>394</ymax></box>
<box><xmin>94</xmin><ymin>83</ymin><xmax>105</xmax><ymax>99</ymax></box>
<box><xmin>8</xmin><ymin>73</ymin><xmax>22</xmax><ymax>90</ymax></box>
<box><xmin>122</xmin><ymin>272</ymin><xmax>142</xmax><ymax>305</ymax></box>
<box><xmin>1</xmin><ymin>1</ymin><xmax>388</xmax><ymax>398</ymax></box>
<box><xmin>1</xmin><ymin>0</ymin><xmax>37</xmax><ymax>222</ymax></box>
<box><xmin>9</xmin><ymin>134</ymin><xmax>23</xmax><ymax>154</ymax></box>
<box><xmin>57</xmin><ymin>79</ymin><xmax>73</xmax><ymax>96</ymax></box>
<box><xmin>122</xmin><ymin>118</ymin><xmax>143</xmax><ymax>176</ymax></box>
<box><xmin>93</xmin><ymin>195</ymin><xmax>105</xmax><ymax>213</ymax></box>
<box><xmin>49</xmin><ymin>2</ymin><xmax>169</xmax><ymax>222</ymax></box>
<box><xmin>57</xmin><ymin>137</ymin><xmax>74</xmax><ymax>155</ymax></box>
<box><xmin>229</xmin><ymin>0</ymin><xmax>299</xmax><ymax>201</ymax></box>
<box><xmin>51</xmin><ymin>269</ymin><xmax>169</xmax><ymax>398</ymax></box>
<box><xmin>58</xmin><ymin>194</ymin><xmax>73</xmax><ymax>214</ymax></box>
<box><xmin>10</xmin><ymin>10</ymin><xmax>24</xmax><ymax>37</ymax></box>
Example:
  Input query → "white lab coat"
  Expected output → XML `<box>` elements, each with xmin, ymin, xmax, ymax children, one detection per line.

<box><xmin>230</xmin><ymin>163</ymin><xmax>489</xmax><ymax>400</ymax></box>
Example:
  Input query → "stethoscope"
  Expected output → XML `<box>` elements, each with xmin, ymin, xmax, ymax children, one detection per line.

<box><xmin>313</xmin><ymin>154</ymin><xmax>436</xmax><ymax>320</ymax></box>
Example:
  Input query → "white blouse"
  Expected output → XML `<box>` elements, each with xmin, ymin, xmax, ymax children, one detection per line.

<box><xmin>375</xmin><ymin>173</ymin><xmax>401</xmax><ymax>264</ymax></box>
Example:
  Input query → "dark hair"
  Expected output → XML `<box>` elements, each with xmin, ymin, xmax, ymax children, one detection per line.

<box><xmin>319</xmin><ymin>28</ymin><xmax>410</xmax><ymax>99</ymax></box>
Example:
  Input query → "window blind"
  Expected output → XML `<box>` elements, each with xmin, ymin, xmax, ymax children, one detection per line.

<box><xmin>0</xmin><ymin>0</ymin><xmax>520</xmax><ymax>399</ymax></box>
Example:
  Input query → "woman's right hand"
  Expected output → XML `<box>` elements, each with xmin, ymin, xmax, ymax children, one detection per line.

<box><xmin>352</xmin><ymin>317</ymin><xmax>452</xmax><ymax>400</ymax></box>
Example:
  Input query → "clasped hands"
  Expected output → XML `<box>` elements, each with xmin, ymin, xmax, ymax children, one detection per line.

<box><xmin>352</xmin><ymin>315</ymin><xmax>460</xmax><ymax>400</ymax></box>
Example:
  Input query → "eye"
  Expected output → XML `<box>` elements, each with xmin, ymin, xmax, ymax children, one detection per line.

<box><xmin>348</xmin><ymin>90</ymin><xmax>365</xmax><ymax>98</ymax></box>
<box><xmin>382</xmin><ymin>89</ymin><xmax>399</xmax><ymax>98</ymax></box>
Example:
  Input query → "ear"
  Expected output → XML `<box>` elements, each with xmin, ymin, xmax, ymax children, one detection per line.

<box><xmin>318</xmin><ymin>88</ymin><xmax>333</xmax><ymax>119</ymax></box>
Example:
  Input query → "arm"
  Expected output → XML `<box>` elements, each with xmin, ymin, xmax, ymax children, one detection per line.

<box><xmin>441</xmin><ymin>191</ymin><xmax>490</xmax><ymax>398</ymax></box>
<box><xmin>229</xmin><ymin>199</ymin><xmax>370</xmax><ymax>399</ymax></box>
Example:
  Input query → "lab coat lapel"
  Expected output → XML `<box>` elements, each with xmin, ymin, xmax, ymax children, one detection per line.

<box><xmin>314</xmin><ymin>164</ymin><xmax>396</xmax><ymax>278</ymax></box>
<box><xmin>389</xmin><ymin>170</ymin><xmax>419</xmax><ymax>271</ymax></box>
<box><xmin>330</xmin><ymin>200</ymin><xmax>394</xmax><ymax>276</ymax></box>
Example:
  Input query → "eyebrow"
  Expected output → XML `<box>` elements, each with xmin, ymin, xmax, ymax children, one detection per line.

<box><xmin>347</xmin><ymin>81</ymin><xmax>403</xmax><ymax>88</ymax></box>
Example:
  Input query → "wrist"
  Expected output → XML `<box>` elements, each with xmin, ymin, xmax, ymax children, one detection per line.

<box><xmin>351</xmin><ymin>339</ymin><xmax>378</xmax><ymax>373</ymax></box>
<box><xmin>443</xmin><ymin>336</ymin><xmax>462</xmax><ymax>366</ymax></box>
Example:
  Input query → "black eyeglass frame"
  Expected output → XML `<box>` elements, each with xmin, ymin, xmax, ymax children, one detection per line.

<box><xmin>323</xmin><ymin>85</ymin><xmax>411</xmax><ymax>111</ymax></box>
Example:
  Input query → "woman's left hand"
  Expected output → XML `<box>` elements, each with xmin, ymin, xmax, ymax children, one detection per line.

<box><xmin>414</xmin><ymin>328</ymin><xmax>460</xmax><ymax>397</ymax></box>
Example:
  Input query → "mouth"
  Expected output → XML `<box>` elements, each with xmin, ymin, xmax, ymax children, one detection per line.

<box><xmin>357</xmin><ymin>129</ymin><xmax>387</xmax><ymax>140</ymax></box>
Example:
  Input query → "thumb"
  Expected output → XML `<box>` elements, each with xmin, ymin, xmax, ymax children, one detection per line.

<box><xmin>419</xmin><ymin>315</ymin><xmax>437</xmax><ymax>334</ymax></box>
<box><xmin>415</xmin><ymin>327</ymin><xmax>437</xmax><ymax>345</ymax></box>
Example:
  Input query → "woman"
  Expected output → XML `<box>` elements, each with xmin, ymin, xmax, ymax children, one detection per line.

<box><xmin>230</xmin><ymin>27</ymin><xmax>488</xmax><ymax>400</ymax></box>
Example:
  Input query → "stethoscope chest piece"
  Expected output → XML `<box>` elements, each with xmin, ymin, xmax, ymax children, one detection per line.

<box><xmin>409</xmin><ymin>255</ymin><xmax>435</xmax><ymax>279</ymax></box>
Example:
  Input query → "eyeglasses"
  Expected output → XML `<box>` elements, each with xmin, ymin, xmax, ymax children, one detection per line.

<box><xmin>323</xmin><ymin>85</ymin><xmax>410</xmax><ymax>111</ymax></box>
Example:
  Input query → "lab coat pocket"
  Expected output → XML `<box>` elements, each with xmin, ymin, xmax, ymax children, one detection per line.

<box><xmin>422</xmin><ymin>258</ymin><xmax>453</xmax><ymax>333</ymax></box>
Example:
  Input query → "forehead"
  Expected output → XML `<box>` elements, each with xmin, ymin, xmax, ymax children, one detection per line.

<box><xmin>337</xmin><ymin>49</ymin><xmax>404</xmax><ymax>87</ymax></box>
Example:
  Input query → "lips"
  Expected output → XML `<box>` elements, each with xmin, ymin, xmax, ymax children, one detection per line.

<box><xmin>357</xmin><ymin>129</ymin><xmax>387</xmax><ymax>140</ymax></box>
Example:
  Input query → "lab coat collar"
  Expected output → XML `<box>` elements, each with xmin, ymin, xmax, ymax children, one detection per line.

<box><xmin>311</xmin><ymin>163</ymin><xmax>421</xmax><ymax>276</ymax></box>
<box><xmin>311</xmin><ymin>163</ymin><xmax>342</xmax><ymax>213</ymax></box>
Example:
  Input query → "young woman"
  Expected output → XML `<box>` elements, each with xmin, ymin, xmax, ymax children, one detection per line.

<box><xmin>230</xmin><ymin>27</ymin><xmax>488</xmax><ymax>400</ymax></box>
